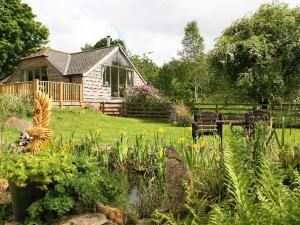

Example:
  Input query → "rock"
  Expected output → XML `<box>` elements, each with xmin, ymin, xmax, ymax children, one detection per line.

<box><xmin>4</xmin><ymin>221</ymin><xmax>22</xmax><ymax>225</ymax></box>
<box><xmin>135</xmin><ymin>219</ymin><xmax>152</xmax><ymax>225</ymax></box>
<box><xmin>54</xmin><ymin>213</ymin><xmax>109</xmax><ymax>225</ymax></box>
<box><xmin>5</xmin><ymin>117</ymin><xmax>32</xmax><ymax>132</ymax></box>
<box><xmin>96</xmin><ymin>202</ymin><xmax>126</xmax><ymax>225</ymax></box>
<box><xmin>165</xmin><ymin>147</ymin><xmax>192</xmax><ymax>215</ymax></box>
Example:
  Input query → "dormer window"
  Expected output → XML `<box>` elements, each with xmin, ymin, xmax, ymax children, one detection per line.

<box><xmin>20</xmin><ymin>66</ymin><xmax>48</xmax><ymax>82</ymax></box>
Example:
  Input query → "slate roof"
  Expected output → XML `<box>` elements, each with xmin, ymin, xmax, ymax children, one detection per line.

<box><xmin>22</xmin><ymin>46</ymin><xmax>118</xmax><ymax>75</ymax></box>
<box><xmin>66</xmin><ymin>46</ymin><xmax>117</xmax><ymax>74</ymax></box>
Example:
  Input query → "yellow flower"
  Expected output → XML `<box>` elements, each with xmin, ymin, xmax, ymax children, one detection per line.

<box><xmin>142</xmin><ymin>130</ymin><xmax>148</xmax><ymax>136</ymax></box>
<box><xmin>158</xmin><ymin>148</ymin><xmax>164</xmax><ymax>158</ymax></box>
<box><xmin>158</xmin><ymin>128</ymin><xmax>166</xmax><ymax>134</ymax></box>
<box><xmin>16</xmin><ymin>182</ymin><xmax>27</xmax><ymax>188</ymax></box>
<box><xmin>96</xmin><ymin>128</ymin><xmax>102</xmax><ymax>135</ymax></box>
<box><xmin>200</xmin><ymin>141</ymin><xmax>208</xmax><ymax>148</ymax></box>
<box><xmin>120</xmin><ymin>130</ymin><xmax>127</xmax><ymax>136</ymax></box>
<box><xmin>191</xmin><ymin>143</ymin><xmax>198</xmax><ymax>150</ymax></box>
<box><xmin>187</xmin><ymin>127</ymin><xmax>193</xmax><ymax>133</ymax></box>
<box><xmin>177</xmin><ymin>137</ymin><xmax>185</xmax><ymax>144</ymax></box>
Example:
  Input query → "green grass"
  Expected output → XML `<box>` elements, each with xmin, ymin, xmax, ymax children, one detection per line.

<box><xmin>1</xmin><ymin>107</ymin><xmax>299</xmax><ymax>145</ymax></box>
<box><xmin>50</xmin><ymin>108</ymin><xmax>187</xmax><ymax>143</ymax></box>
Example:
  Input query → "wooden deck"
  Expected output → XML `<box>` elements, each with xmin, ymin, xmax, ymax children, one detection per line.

<box><xmin>0</xmin><ymin>79</ymin><xmax>83</xmax><ymax>108</ymax></box>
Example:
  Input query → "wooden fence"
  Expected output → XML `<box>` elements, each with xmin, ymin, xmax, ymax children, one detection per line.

<box><xmin>0</xmin><ymin>79</ymin><xmax>83</xmax><ymax>107</ymax></box>
<box><xmin>99</xmin><ymin>102</ymin><xmax>170</xmax><ymax>117</ymax></box>
<box><xmin>192</xmin><ymin>103</ymin><xmax>300</xmax><ymax>127</ymax></box>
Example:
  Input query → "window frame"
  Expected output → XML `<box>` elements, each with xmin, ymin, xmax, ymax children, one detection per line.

<box><xmin>21</xmin><ymin>66</ymin><xmax>48</xmax><ymax>82</ymax></box>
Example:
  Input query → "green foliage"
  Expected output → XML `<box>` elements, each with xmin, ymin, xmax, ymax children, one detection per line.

<box><xmin>210</xmin><ymin>2</ymin><xmax>300</xmax><ymax>103</ymax></box>
<box><xmin>0</xmin><ymin>0</ymin><xmax>49</xmax><ymax>79</ymax></box>
<box><xmin>0</xmin><ymin>95</ymin><xmax>33</xmax><ymax>122</ymax></box>
<box><xmin>0</xmin><ymin>150</ymin><xmax>77</xmax><ymax>188</ymax></box>
<box><xmin>157</xmin><ymin>59</ymin><xmax>194</xmax><ymax>104</ymax></box>
<box><xmin>130</xmin><ymin>53</ymin><xmax>159</xmax><ymax>85</ymax></box>
<box><xmin>157</xmin><ymin>21</ymin><xmax>208</xmax><ymax>104</ymax></box>
<box><xmin>81</xmin><ymin>37</ymin><xmax>126</xmax><ymax>51</ymax></box>
<box><xmin>24</xmin><ymin>152</ymin><xmax>124</xmax><ymax>224</ymax></box>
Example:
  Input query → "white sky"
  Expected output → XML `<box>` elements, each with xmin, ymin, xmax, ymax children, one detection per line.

<box><xmin>23</xmin><ymin>0</ymin><xmax>299</xmax><ymax>65</ymax></box>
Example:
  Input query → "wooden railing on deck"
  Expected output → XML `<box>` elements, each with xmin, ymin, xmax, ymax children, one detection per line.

<box><xmin>0</xmin><ymin>79</ymin><xmax>83</xmax><ymax>108</ymax></box>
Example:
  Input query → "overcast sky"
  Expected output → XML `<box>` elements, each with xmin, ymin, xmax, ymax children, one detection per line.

<box><xmin>23</xmin><ymin>0</ymin><xmax>299</xmax><ymax>65</ymax></box>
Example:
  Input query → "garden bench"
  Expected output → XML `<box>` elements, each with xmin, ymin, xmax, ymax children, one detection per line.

<box><xmin>192</xmin><ymin>112</ymin><xmax>223</xmax><ymax>145</ymax></box>
<box><xmin>230</xmin><ymin>110</ymin><xmax>270</xmax><ymax>137</ymax></box>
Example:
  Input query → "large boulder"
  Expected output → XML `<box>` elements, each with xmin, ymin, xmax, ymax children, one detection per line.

<box><xmin>165</xmin><ymin>147</ymin><xmax>192</xmax><ymax>215</ymax></box>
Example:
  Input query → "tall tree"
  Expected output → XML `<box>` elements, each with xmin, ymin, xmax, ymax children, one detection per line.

<box><xmin>0</xmin><ymin>0</ymin><xmax>49</xmax><ymax>79</ymax></box>
<box><xmin>130</xmin><ymin>53</ymin><xmax>159</xmax><ymax>85</ymax></box>
<box><xmin>157</xmin><ymin>59</ymin><xmax>194</xmax><ymax>104</ymax></box>
<box><xmin>178</xmin><ymin>21</ymin><xmax>207</xmax><ymax>101</ymax></box>
<box><xmin>81</xmin><ymin>37</ymin><xmax>126</xmax><ymax>52</ymax></box>
<box><xmin>210</xmin><ymin>2</ymin><xmax>300</xmax><ymax>104</ymax></box>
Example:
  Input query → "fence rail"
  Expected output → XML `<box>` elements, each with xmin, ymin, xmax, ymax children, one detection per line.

<box><xmin>192</xmin><ymin>102</ymin><xmax>300</xmax><ymax>127</ymax></box>
<box><xmin>0</xmin><ymin>79</ymin><xmax>83</xmax><ymax>107</ymax></box>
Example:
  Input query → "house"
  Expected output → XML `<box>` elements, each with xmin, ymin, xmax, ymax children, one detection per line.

<box><xmin>6</xmin><ymin>45</ymin><xmax>146</xmax><ymax>104</ymax></box>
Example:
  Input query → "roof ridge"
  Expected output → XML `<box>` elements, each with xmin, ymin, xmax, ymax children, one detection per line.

<box><xmin>46</xmin><ymin>48</ymin><xmax>70</xmax><ymax>55</ymax></box>
<box><xmin>70</xmin><ymin>45</ymin><xmax>118</xmax><ymax>55</ymax></box>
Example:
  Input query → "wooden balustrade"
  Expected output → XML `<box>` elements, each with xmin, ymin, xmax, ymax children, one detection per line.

<box><xmin>0</xmin><ymin>79</ymin><xmax>83</xmax><ymax>108</ymax></box>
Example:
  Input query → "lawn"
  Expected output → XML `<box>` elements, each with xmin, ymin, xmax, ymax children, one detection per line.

<box><xmin>2</xmin><ymin>107</ymin><xmax>299</xmax><ymax>145</ymax></box>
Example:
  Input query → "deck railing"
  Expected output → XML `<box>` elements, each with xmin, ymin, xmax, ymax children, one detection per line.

<box><xmin>0</xmin><ymin>79</ymin><xmax>83</xmax><ymax>107</ymax></box>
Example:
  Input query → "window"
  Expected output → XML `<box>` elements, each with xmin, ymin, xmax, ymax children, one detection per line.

<box><xmin>102</xmin><ymin>65</ymin><xmax>111</xmax><ymax>86</ymax></box>
<box><xmin>21</xmin><ymin>66</ymin><xmax>48</xmax><ymax>82</ymax></box>
<box><xmin>102</xmin><ymin>64</ymin><xmax>134</xmax><ymax>97</ymax></box>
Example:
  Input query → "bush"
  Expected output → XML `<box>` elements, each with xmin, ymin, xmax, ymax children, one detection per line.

<box><xmin>0</xmin><ymin>95</ymin><xmax>33</xmax><ymax>121</ymax></box>
<box><xmin>169</xmin><ymin>102</ymin><xmax>192</xmax><ymax>126</ymax></box>
<box><xmin>124</xmin><ymin>85</ymin><xmax>169</xmax><ymax>105</ymax></box>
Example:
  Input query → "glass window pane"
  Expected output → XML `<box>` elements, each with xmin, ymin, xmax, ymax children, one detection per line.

<box><xmin>119</xmin><ymin>68</ymin><xmax>126</xmax><ymax>97</ymax></box>
<box><xmin>35</xmin><ymin>69</ymin><xmax>41</xmax><ymax>80</ymax></box>
<box><xmin>111</xmin><ymin>66</ymin><xmax>118</xmax><ymax>97</ymax></box>
<box><xmin>127</xmin><ymin>70</ymin><xmax>134</xmax><ymax>86</ymax></box>
<box><xmin>28</xmin><ymin>70</ymin><xmax>33</xmax><ymax>81</ymax></box>
<box><xmin>41</xmin><ymin>67</ymin><xmax>48</xmax><ymax>81</ymax></box>
<box><xmin>103</xmin><ymin>50</ymin><xmax>133</xmax><ymax>69</ymax></box>
<box><xmin>104</xmin><ymin>66</ymin><xmax>111</xmax><ymax>86</ymax></box>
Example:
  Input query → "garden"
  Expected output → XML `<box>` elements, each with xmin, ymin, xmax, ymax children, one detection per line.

<box><xmin>0</xmin><ymin>1</ymin><xmax>300</xmax><ymax>224</ymax></box>
<box><xmin>0</xmin><ymin>84</ymin><xmax>299</xmax><ymax>225</ymax></box>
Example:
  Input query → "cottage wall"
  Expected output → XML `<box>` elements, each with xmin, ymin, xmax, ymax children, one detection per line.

<box><xmin>83</xmin><ymin>64</ymin><xmax>111</xmax><ymax>102</ymax></box>
<box><xmin>8</xmin><ymin>57</ymin><xmax>69</xmax><ymax>83</ymax></box>
<box><xmin>134</xmin><ymin>72</ymin><xmax>145</xmax><ymax>86</ymax></box>
<box><xmin>70</xmin><ymin>75</ymin><xmax>82</xmax><ymax>84</ymax></box>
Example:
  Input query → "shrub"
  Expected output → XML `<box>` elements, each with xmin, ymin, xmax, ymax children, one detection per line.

<box><xmin>0</xmin><ymin>95</ymin><xmax>33</xmax><ymax>121</ymax></box>
<box><xmin>124</xmin><ymin>85</ymin><xmax>169</xmax><ymax>105</ymax></box>
<box><xmin>169</xmin><ymin>102</ymin><xmax>192</xmax><ymax>126</ymax></box>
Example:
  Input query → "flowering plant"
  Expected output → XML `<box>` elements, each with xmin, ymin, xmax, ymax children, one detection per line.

<box><xmin>124</xmin><ymin>85</ymin><xmax>169</xmax><ymax>105</ymax></box>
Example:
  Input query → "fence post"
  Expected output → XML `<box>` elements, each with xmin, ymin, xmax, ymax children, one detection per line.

<box><xmin>79</xmin><ymin>83</ymin><xmax>83</xmax><ymax>108</ymax></box>
<box><xmin>121</xmin><ymin>102</ymin><xmax>125</xmax><ymax>116</ymax></box>
<box><xmin>33</xmin><ymin>79</ymin><xmax>39</xmax><ymax>101</ymax></box>
<box><xmin>60</xmin><ymin>81</ymin><xmax>64</xmax><ymax>108</ymax></box>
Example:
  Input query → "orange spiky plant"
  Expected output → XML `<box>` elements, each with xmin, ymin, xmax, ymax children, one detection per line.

<box><xmin>27</xmin><ymin>91</ymin><xmax>53</xmax><ymax>155</ymax></box>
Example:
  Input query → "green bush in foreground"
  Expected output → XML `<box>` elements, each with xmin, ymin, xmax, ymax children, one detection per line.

<box><xmin>0</xmin><ymin>95</ymin><xmax>33</xmax><ymax>121</ymax></box>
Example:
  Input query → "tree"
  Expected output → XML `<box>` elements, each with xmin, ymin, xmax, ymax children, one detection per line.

<box><xmin>157</xmin><ymin>59</ymin><xmax>195</xmax><ymax>105</ymax></box>
<box><xmin>178</xmin><ymin>21</ymin><xmax>207</xmax><ymax>101</ymax></box>
<box><xmin>130</xmin><ymin>53</ymin><xmax>159</xmax><ymax>85</ymax></box>
<box><xmin>210</xmin><ymin>2</ymin><xmax>300</xmax><ymax>104</ymax></box>
<box><xmin>81</xmin><ymin>37</ymin><xmax>126</xmax><ymax>51</ymax></box>
<box><xmin>0</xmin><ymin>0</ymin><xmax>49</xmax><ymax>79</ymax></box>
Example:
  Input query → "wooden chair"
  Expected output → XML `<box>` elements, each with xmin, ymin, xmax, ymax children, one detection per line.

<box><xmin>192</xmin><ymin>112</ymin><xmax>223</xmax><ymax>145</ymax></box>
<box><xmin>244</xmin><ymin>110</ymin><xmax>269</xmax><ymax>137</ymax></box>
<box><xmin>230</xmin><ymin>110</ymin><xmax>270</xmax><ymax>137</ymax></box>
